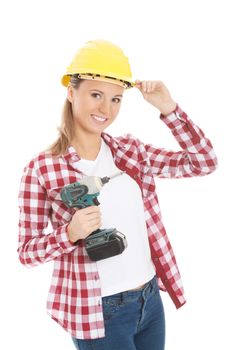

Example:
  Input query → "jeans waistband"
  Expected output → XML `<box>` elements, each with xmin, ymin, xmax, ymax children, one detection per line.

<box><xmin>128</xmin><ymin>275</ymin><xmax>157</xmax><ymax>295</ymax></box>
<box><xmin>102</xmin><ymin>275</ymin><xmax>157</xmax><ymax>302</ymax></box>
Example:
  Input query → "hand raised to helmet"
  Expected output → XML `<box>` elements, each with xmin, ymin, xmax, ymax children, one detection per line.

<box><xmin>135</xmin><ymin>80</ymin><xmax>177</xmax><ymax>115</ymax></box>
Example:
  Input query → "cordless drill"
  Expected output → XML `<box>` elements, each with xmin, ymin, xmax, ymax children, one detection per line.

<box><xmin>60</xmin><ymin>172</ymin><xmax>128</xmax><ymax>261</ymax></box>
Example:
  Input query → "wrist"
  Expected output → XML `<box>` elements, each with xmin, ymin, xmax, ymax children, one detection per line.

<box><xmin>160</xmin><ymin>101</ymin><xmax>177</xmax><ymax>116</ymax></box>
<box><xmin>67</xmin><ymin>224</ymin><xmax>79</xmax><ymax>245</ymax></box>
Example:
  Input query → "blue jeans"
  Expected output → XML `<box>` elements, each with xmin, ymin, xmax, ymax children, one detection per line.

<box><xmin>72</xmin><ymin>275</ymin><xmax>165</xmax><ymax>350</ymax></box>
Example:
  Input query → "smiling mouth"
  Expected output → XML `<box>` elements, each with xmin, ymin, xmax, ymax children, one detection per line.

<box><xmin>91</xmin><ymin>114</ymin><xmax>108</xmax><ymax>123</ymax></box>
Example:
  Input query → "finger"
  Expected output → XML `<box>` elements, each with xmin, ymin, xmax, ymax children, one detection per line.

<box><xmin>87</xmin><ymin>213</ymin><xmax>102</xmax><ymax>223</ymax></box>
<box><xmin>142</xmin><ymin>81</ymin><xmax>147</xmax><ymax>93</ymax></box>
<box><xmin>86</xmin><ymin>218</ymin><xmax>102</xmax><ymax>228</ymax></box>
<box><xmin>83</xmin><ymin>206</ymin><xmax>101</xmax><ymax>214</ymax></box>
<box><xmin>149</xmin><ymin>80</ymin><xmax>163</xmax><ymax>93</ymax></box>
<box><xmin>135</xmin><ymin>79</ymin><xmax>142</xmax><ymax>88</ymax></box>
<box><xmin>146</xmin><ymin>81</ymin><xmax>153</xmax><ymax>93</ymax></box>
<box><xmin>88</xmin><ymin>221</ymin><xmax>102</xmax><ymax>231</ymax></box>
<box><xmin>135</xmin><ymin>79</ymin><xmax>141</xmax><ymax>84</ymax></box>
<box><xmin>153</xmin><ymin>80</ymin><xmax>163</xmax><ymax>89</ymax></box>
<box><xmin>152</xmin><ymin>81</ymin><xmax>159</xmax><ymax>92</ymax></box>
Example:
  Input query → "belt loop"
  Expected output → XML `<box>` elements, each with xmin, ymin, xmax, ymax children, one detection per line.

<box><xmin>143</xmin><ymin>280</ymin><xmax>150</xmax><ymax>296</ymax></box>
<box><xmin>148</xmin><ymin>280</ymin><xmax>152</xmax><ymax>293</ymax></box>
<box><xmin>121</xmin><ymin>292</ymin><xmax>124</xmax><ymax>304</ymax></box>
<box><xmin>149</xmin><ymin>276</ymin><xmax>154</xmax><ymax>292</ymax></box>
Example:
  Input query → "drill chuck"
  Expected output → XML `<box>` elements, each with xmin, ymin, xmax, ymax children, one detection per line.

<box><xmin>100</xmin><ymin>176</ymin><xmax>110</xmax><ymax>185</ymax></box>
<box><xmin>101</xmin><ymin>171</ymin><xmax>125</xmax><ymax>185</ymax></box>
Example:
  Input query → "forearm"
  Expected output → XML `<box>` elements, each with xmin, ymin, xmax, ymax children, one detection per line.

<box><xmin>18</xmin><ymin>223</ymin><xmax>77</xmax><ymax>268</ymax></box>
<box><xmin>160</xmin><ymin>105</ymin><xmax>216</xmax><ymax>153</ymax></box>
<box><xmin>145</xmin><ymin>105</ymin><xmax>218</xmax><ymax>177</ymax></box>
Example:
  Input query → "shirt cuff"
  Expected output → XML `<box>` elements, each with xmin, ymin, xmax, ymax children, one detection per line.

<box><xmin>56</xmin><ymin>223</ymin><xmax>79</xmax><ymax>251</ymax></box>
<box><xmin>159</xmin><ymin>104</ymin><xmax>201</xmax><ymax>144</ymax></box>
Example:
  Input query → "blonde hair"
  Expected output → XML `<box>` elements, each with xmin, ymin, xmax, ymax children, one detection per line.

<box><xmin>47</xmin><ymin>76</ymin><xmax>83</xmax><ymax>156</ymax></box>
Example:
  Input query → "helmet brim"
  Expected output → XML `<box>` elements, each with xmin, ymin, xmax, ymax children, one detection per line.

<box><xmin>61</xmin><ymin>73</ymin><xmax>135</xmax><ymax>89</ymax></box>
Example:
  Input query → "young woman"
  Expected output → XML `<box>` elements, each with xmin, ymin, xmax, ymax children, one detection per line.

<box><xmin>18</xmin><ymin>39</ymin><xmax>218</xmax><ymax>350</ymax></box>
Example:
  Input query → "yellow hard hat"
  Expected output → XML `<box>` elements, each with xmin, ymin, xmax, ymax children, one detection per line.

<box><xmin>61</xmin><ymin>39</ymin><xmax>135</xmax><ymax>89</ymax></box>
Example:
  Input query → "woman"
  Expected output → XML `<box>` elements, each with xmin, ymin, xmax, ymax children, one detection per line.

<box><xmin>18</xmin><ymin>39</ymin><xmax>218</xmax><ymax>350</ymax></box>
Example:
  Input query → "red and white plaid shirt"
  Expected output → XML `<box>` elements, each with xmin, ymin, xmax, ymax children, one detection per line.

<box><xmin>18</xmin><ymin>105</ymin><xmax>217</xmax><ymax>339</ymax></box>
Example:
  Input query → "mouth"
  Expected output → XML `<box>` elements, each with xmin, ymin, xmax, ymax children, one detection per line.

<box><xmin>90</xmin><ymin>114</ymin><xmax>108</xmax><ymax>124</ymax></box>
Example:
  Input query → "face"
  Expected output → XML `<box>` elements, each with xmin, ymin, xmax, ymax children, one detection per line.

<box><xmin>67</xmin><ymin>79</ymin><xmax>124</xmax><ymax>137</ymax></box>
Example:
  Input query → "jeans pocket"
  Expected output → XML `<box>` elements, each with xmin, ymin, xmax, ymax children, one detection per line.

<box><xmin>102</xmin><ymin>296</ymin><xmax>125</xmax><ymax>321</ymax></box>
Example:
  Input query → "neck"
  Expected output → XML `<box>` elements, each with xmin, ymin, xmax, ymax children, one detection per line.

<box><xmin>71</xmin><ymin>131</ymin><xmax>102</xmax><ymax>160</ymax></box>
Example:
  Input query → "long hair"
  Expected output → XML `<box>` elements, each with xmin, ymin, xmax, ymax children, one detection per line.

<box><xmin>47</xmin><ymin>76</ymin><xmax>83</xmax><ymax>156</ymax></box>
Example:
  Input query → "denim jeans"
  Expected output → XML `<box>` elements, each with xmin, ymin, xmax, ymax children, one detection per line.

<box><xmin>72</xmin><ymin>275</ymin><xmax>165</xmax><ymax>350</ymax></box>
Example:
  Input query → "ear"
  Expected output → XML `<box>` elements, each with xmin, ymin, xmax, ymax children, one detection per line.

<box><xmin>67</xmin><ymin>85</ymin><xmax>73</xmax><ymax>103</ymax></box>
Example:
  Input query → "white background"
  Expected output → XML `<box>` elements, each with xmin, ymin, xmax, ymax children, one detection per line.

<box><xmin>0</xmin><ymin>0</ymin><xmax>233</xmax><ymax>349</ymax></box>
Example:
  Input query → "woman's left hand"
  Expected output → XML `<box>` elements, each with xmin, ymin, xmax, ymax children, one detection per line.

<box><xmin>135</xmin><ymin>80</ymin><xmax>177</xmax><ymax>115</ymax></box>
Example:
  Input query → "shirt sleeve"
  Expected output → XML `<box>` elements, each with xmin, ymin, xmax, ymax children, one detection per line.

<box><xmin>144</xmin><ymin>105</ymin><xmax>218</xmax><ymax>178</ymax></box>
<box><xmin>18</xmin><ymin>160</ymin><xmax>77</xmax><ymax>268</ymax></box>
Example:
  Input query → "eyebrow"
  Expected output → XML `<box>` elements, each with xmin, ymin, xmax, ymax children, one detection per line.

<box><xmin>90</xmin><ymin>89</ymin><xmax>123</xmax><ymax>97</ymax></box>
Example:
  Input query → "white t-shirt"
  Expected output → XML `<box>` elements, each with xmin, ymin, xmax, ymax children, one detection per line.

<box><xmin>74</xmin><ymin>138</ymin><xmax>155</xmax><ymax>297</ymax></box>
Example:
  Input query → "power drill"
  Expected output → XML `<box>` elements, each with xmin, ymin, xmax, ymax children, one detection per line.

<box><xmin>60</xmin><ymin>172</ymin><xmax>128</xmax><ymax>261</ymax></box>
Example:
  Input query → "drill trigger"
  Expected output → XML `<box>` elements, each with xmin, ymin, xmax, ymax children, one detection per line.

<box><xmin>93</xmin><ymin>197</ymin><xmax>100</xmax><ymax>206</ymax></box>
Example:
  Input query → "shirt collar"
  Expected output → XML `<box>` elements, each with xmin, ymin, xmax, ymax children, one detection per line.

<box><xmin>62</xmin><ymin>132</ymin><xmax>127</xmax><ymax>163</ymax></box>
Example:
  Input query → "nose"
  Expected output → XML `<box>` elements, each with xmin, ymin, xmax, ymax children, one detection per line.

<box><xmin>99</xmin><ymin>98</ymin><xmax>111</xmax><ymax>117</ymax></box>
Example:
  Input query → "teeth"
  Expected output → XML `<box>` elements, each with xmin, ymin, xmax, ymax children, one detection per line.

<box><xmin>92</xmin><ymin>115</ymin><xmax>107</xmax><ymax>121</ymax></box>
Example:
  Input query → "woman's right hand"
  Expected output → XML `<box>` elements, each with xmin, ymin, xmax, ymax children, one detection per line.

<box><xmin>67</xmin><ymin>206</ymin><xmax>102</xmax><ymax>243</ymax></box>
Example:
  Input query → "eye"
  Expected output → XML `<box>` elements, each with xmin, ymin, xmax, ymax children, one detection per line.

<box><xmin>91</xmin><ymin>93</ymin><xmax>102</xmax><ymax>99</ymax></box>
<box><xmin>112</xmin><ymin>97</ymin><xmax>121</xmax><ymax>103</ymax></box>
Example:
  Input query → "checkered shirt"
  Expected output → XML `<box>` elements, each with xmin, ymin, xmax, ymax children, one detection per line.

<box><xmin>18</xmin><ymin>105</ymin><xmax>218</xmax><ymax>339</ymax></box>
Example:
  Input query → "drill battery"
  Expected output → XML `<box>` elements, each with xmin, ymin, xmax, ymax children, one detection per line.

<box><xmin>85</xmin><ymin>228</ymin><xmax>127</xmax><ymax>261</ymax></box>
